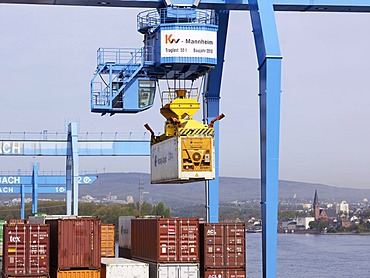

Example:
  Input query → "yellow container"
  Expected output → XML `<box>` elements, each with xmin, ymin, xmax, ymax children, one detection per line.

<box><xmin>50</xmin><ymin>268</ymin><xmax>100</xmax><ymax>278</ymax></box>
<box><xmin>101</xmin><ymin>224</ymin><xmax>115</xmax><ymax>257</ymax></box>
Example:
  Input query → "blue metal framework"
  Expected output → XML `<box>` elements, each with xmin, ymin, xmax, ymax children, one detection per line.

<box><xmin>1</xmin><ymin>0</ymin><xmax>369</xmax><ymax>277</ymax></box>
<box><xmin>0</xmin><ymin>123</ymin><xmax>149</xmax><ymax>215</ymax></box>
<box><xmin>0</xmin><ymin>168</ymin><xmax>97</xmax><ymax>218</ymax></box>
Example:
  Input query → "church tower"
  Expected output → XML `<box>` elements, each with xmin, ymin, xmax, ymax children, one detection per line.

<box><xmin>313</xmin><ymin>189</ymin><xmax>320</xmax><ymax>221</ymax></box>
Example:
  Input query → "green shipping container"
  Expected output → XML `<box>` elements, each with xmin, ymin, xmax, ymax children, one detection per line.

<box><xmin>0</xmin><ymin>220</ymin><xmax>6</xmax><ymax>243</ymax></box>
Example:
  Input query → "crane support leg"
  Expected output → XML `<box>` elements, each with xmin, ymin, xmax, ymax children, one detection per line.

<box><xmin>32</xmin><ymin>163</ymin><xmax>39</xmax><ymax>214</ymax></box>
<box><xmin>66</xmin><ymin>122</ymin><xmax>80</xmax><ymax>215</ymax></box>
<box><xmin>206</xmin><ymin>10</ymin><xmax>229</xmax><ymax>223</ymax></box>
<box><xmin>21</xmin><ymin>184</ymin><xmax>25</xmax><ymax>219</ymax></box>
<box><xmin>249</xmin><ymin>0</ymin><xmax>282</xmax><ymax>277</ymax></box>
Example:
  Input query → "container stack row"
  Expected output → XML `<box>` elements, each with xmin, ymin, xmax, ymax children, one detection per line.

<box><xmin>118</xmin><ymin>217</ymin><xmax>246</xmax><ymax>278</ymax></box>
<box><xmin>2</xmin><ymin>217</ymin><xmax>119</xmax><ymax>278</ymax></box>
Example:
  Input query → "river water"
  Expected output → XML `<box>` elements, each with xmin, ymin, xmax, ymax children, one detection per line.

<box><xmin>247</xmin><ymin>233</ymin><xmax>370</xmax><ymax>277</ymax></box>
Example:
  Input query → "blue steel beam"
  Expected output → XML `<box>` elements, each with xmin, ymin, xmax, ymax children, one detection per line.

<box><xmin>20</xmin><ymin>184</ymin><xmax>25</xmax><ymax>219</ymax></box>
<box><xmin>0</xmin><ymin>185</ymin><xmax>67</xmax><ymax>194</ymax></box>
<box><xmin>0</xmin><ymin>141</ymin><xmax>150</xmax><ymax>156</ymax></box>
<box><xmin>205</xmin><ymin>10</ymin><xmax>229</xmax><ymax>223</ymax></box>
<box><xmin>65</xmin><ymin>123</ymin><xmax>80</xmax><ymax>216</ymax></box>
<box><xmin>1</xmin><ymin>0</ymin><xmax>370</xmax><ymax>12</ymax></box>
<box><xmin>32</xmin><ymin>163</ymin><xmax>39</xmax><ymax>213</ymax></box>
<box><xmin>0</xmin><ymin>175</ymin><xmax>97</xmax><ymax>185</ymax></box>
<box><xmin>249</xmin><ymin>0</ymin><xmax>282</xmax><ymax>277</ymax></box>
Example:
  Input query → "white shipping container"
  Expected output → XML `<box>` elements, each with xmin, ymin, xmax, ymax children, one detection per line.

<box><xmin>151</xmin><ymin>136</ymin><xmax>215</xmax><ymax>184</ymax></box>
<box><xmin>28</xmin><ymin>216</ymin><xmax>46</xmax><ymax>224</ymax></box>
<box><xmin>149</xmin><ymin>263</ymin><xmax>199</xmax><ymax>278</ymax></box>
<box><xmin>101</xmin><ymin>258</ymin><xmax>149</xmax><ymax>278</ymax></box>
<box><xmin>118</xmin><ymin>216</ymin><xmax>134</xmax><ymax>248</ymax></box>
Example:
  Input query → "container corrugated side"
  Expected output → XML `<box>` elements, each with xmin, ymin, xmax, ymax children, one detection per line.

<box><xmin>118</xmin><ymin>216</ymin><xmax>133</xmax><ymax>249</ymax></box>
<box><xmin>148</xmin><ymin>263</ymin><xmax>199</xmax><ymax>278</ymax></box>
<box><xmin>224</xmin><ymin>223</ymin><xmax>246</xmax><ymax>268</ymax></box>
<box><xmin>101</xmin><ymin>258</ymin><xmax>148</xmax><ymax>278</ymax></box>
<box><xmin>203</xmin><ymin>268</ymin><xmax>246</xmax><ymax>278</ymax></box>
<box><xmin>3</xmin><ymin>224</ymin><xmax>27</xmax><ymax>275</ymax></box>
<box><xmin>2</xmin><ymin>224</ymin><xmax>49</xmax><ymax>276</ymax></box>
<box><xmin>46</xmin><ymin>217</ymin><xmax>101</xmax><ymax>270</ymax></box>
<box><xmin>26</xmin><ymin>224</ymin><xmax>50</xmax><ymax>275</ymax></box>
<box><xmin>132</xmin><ymin>218</ymin><xmax>199</xmax><ymax>263</ymax></box>
<box><xmin>101</xmin><ymin>224</ymin><xmax>115</xmax><ymax>258</ymax></box>
<box><xmin>50</xmin><ymin>268</ymin><xmax>100</xmax><ymax>278</ymax></box>
<box><xmin>200</xmin><ymin>223</ymin><xmax>246</xmax><ymax>270</ymax></box>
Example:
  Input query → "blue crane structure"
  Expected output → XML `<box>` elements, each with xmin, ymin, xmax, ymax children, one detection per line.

<box><xmin>1</xmin><ymin>0</ymin><xmax>369</xmax><ymax>277</ymax></box>
<box><xmin>0</xmin><ymin>163</ymin><xmax>97</xmax><ymax>218</ymax></box>
<box><xmin>0</xmin><ymin>122</ymin><xmax>150</xmax><ymax>215</ymax></box>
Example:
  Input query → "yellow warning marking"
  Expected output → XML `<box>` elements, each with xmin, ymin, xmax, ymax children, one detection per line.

<box><xmin>179</xmin><ymin>128</ymin><xmax>214</xmax><ymax>136</ymax></box>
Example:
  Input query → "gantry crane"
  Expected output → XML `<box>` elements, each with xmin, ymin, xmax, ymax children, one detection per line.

<box><xmin>90</xmin><ymin>4</ymin><xmax>224</xmax><ymax>184</ymax></box>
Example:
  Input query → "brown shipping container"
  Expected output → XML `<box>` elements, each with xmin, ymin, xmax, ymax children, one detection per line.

<box><xmin>2</xmin><ymin>224</ymin><xmax>49</xmax><ymax>276</ymax></box>
<box><xmin>132</xmin><ymin>218</ymin><xmax>199</xmax><ymax>263</ymax></box>
<box><xmin>200</xmin><ymin>223</ymin><xmax>246</xmax><ymax>269</ymax></box>
<box><xmin>2</xmin><ymin>275</ymin><xmax>48</xmax><ymax>278</ymax></box>
<box><xmin>46</xmin><ymin>217</ymin><xmax>101</xmax><ymax>270</ymax></box>
<box><xmin>203</xmin><ymin>268</ymin><xmax>246</xmax><ymax>278</ymax></box>
<box><xmin>101</xmin><ymin>224</ymin><xmax>115</xmax><ymax>258</ymax></box>
<box><xmin>50</xmin><ymin>268</ymin><xmax>100</xmax><ymax>278</ymax></box>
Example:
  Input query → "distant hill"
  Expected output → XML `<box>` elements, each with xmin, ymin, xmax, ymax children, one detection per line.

<box><xmin>76</xmin><ymin>173</ymin><xmax>370</xmax><ymax>207</ymax></box>
<box><xmin>1</xmin><ymin>173</ymin><xmax>368</xmax><ymax>208</ymax></box>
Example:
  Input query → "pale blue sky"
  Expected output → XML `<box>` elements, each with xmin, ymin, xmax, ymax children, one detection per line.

<box><xmin>0</xmin><ymin>4</ymin><xmax>369</xmax><ymax>188</ymax></box>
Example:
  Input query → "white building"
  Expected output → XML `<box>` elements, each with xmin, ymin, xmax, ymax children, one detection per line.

<box><xmin>336</xmin><ymin>201</ymin><xmax>349</xmax><ymax>215</ymax></box>
<box><xmin>297</xmin><ymin>217</ymin><xmax>315</xmax><ymax>230</ymax></box>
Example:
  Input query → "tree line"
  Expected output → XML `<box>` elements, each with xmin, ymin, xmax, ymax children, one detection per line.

<box><xmin>0</xmin><ymin>201</ymin><xmax>171</xmax><ymax>239</ymax></box>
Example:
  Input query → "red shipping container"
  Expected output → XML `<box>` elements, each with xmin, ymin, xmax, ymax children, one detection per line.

<box><xmin>132</xmin><ymin>218</ymin><xmax>199</xmax><ymax>263</ymax></box>
<box><xmin>203</xmin><ymin>268</ymin><xmax>246</xmax><ymax>278</ymax></box>
<box><xmin>46</xmin><ymin>217</ymin><xmax>101</xmax><ymax>270</ymax></box>
<box><xmin>2</xmin><ymin>224</ymin><xmax>49</xmax><ymax>276</ymax></box>
<box><xmin>200</xmin><ymin>223</ymin><xmax>246</xmax><ymax>269</ymax></box>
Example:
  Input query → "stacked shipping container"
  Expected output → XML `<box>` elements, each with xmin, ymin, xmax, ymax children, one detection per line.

<box><xmin>130</xmin><ymin>217</ymin><xmax>200</xmax><ymax>278</ymax></box>
<box><xmin>0</xmin><ymin>220</ymin><xmax>6</xmax><ymax>259</ymax></box>
<box><xmin>2</xmin><ymin>223</ymin><xmax>50</xmax><ymax>277</ymax></box>
<box><xmin>101</xmin><ymin>258</ymin><xmax>149</xmax><ymax>278</ymax></box>
<box><xmin>46</xmin><ymin>217</ymin><xmax>101</xmax><ymax>278</ymax></box>
<box><xmin>101</xmin><ymin>224</ymin><xmax>115</xmax><ymax>258</ymax></box>
<box><xmin>200</xmin><ymin>223</ymin><xmax>246</xmax><ymax>278</ymax></box>
<box><xmin>118</xmin><ymin>216</ymin><xmax>134</xmax><ymax>259</ymax></box>
<box><xmin>131</xmin><ymin>217</ymin><xmax>199</xmax><ymax>263</ymax></box>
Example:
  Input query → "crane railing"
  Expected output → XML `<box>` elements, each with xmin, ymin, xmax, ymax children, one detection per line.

<box><xmin>137</xmin><ymin>7</ymin><xmax>218</xmax><ymax>32</ymax></box>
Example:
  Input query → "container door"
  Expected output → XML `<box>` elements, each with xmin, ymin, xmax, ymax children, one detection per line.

<box><xmin>158</xmin><ymin>264</ymin><xmax>177</xmax><ymax>278</ymax></box>
<box><xmin>178</xmin><ymin>264</ymin><xmax>199</xmax><ymax>278</ymax></box>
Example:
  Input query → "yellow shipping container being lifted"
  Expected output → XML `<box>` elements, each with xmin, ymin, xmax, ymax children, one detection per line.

<box><xmin>101</xmin><ymin>224</ymin><xmax>115</xmax><ymax>258</ymax></box>
<box><xmin>145</xmin><ymin>88</ymin><xmax>224</xmax><ymax>184</ymax></box>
